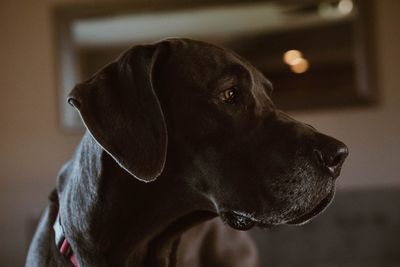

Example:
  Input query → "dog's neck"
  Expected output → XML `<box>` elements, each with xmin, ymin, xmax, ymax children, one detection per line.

<box><xmin>56</xmin><ymin>132</ymin><xmax>216</xmax><ymax>266</ymax></box>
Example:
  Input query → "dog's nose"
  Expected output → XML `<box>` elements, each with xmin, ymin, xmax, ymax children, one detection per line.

<box><xmin>314</xmin><ymin>140</ymin><xmax>348</xmax><ymax>177</ymax></box>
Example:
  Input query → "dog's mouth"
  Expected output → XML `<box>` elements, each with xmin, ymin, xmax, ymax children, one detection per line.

<box><xmin>220</xmin><ymin>189</ymin><xmax>335</xmax><ymax>230</ymax></box>
<box><xmin>220</xmin><ymin>211</ymin><xmax>258</xmax><ymax>231</ymax></box>
<box><xmin>286</xmin><ymin>188</ymin><xmax>335</xmax><ymax>225</ymax></box>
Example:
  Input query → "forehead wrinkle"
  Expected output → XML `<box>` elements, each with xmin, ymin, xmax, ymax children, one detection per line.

<box><xmin>232</xmin><ymin>62</ymin><xmax>270</xmax><ymax>117</ymax></box>
<box><xmin>251</xmin><ymin>72</ymin><xmax>273</xmax><ymax>116</ymax></box>
<box><xmin>253</xmin><ymin>67</ymin><xmax>273</xmax><ymax>94</ymax></box>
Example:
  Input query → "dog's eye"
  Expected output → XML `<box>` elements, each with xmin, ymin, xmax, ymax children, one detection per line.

<box><xmin>219</xmin><ymin>87</ymin><xmax>238</xmax><ymax>104</ymax></box>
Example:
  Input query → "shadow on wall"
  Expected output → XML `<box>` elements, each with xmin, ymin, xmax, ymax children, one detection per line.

<box><xmin>250</xmin><ymin>188</ymin><xmax>400</xmax><ymax>267</ymax></box>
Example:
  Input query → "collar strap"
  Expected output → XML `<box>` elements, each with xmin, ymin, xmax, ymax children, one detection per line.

<box><xmin>53</xmin><ymin>211</ymin><xmax>78</xmax><ymax>267</ymax></box>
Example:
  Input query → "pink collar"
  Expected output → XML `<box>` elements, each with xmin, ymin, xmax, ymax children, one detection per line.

<box><xmin>53</xmin><ymin>211</ymin><xmax>78</xmax><ymax>267</ymax></box>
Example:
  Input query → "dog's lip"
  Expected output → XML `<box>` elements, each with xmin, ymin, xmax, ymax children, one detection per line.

<box><xmin>221</xmin><ymin>210</ymin><xmax>275</xmax><ymax>230</ymax></box>
<box><xmin>286</xmin><ymin>189</ymin><xmax>335</xmax><ymax>225</ymax></box>
<box><xmin>220</xmin><ymin>210</ymin><xmax>258</xmax><ymax>230</ymax></box>
<box><xmin>219</xmin><ymin>188</ymin><xmax>336</xmax><ymax>229</ymax></box>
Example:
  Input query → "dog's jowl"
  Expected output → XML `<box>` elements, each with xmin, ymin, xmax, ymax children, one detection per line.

<box><xmin>26</xmin><ymin>39</ymin><xmax>348</xmax><ymax>267</ymax></box>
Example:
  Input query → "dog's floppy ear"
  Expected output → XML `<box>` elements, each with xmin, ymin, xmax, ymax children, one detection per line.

<box><xmin>67</xmin><ymin>45</ymin><xmax>167</xmax><ymax>182</ymax></box>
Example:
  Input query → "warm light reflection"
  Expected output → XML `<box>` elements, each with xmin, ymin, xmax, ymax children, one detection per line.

<box><xmin>283</xmin><ymin>49</ymin><xmax>310</xmax><ymax>74</ymax></box>
<box><xmin>290</xmin><ymin>58</ymin><xmax>309</xmax><ymax>74</ymax></box>
<box><xmin>283</xmin><ymin>50</ymin><xmax>303</xmax><ymax>65</ymax></box>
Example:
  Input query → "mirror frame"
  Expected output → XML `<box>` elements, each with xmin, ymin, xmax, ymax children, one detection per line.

<box><xmin>53</xmin><ymin>0</ymin><xmax>378</xmax><ymax>131</ymax></box>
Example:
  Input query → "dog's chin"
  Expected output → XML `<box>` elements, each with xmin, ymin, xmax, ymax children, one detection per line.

<box><xmin>286</xmin><ymin>188</ymin><xmax>336</xmax><ymax>225</ymax></box>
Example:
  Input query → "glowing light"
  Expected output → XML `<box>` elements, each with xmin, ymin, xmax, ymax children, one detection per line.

<box><xmin>290</xmin><ymin>58</ymin><xmax>309</xmax><ymax>74</ymax></box>
<box><xmin>283</xmin><ymin>50</ymin><xmax>303</xmax><ymax>65</ymax></box>
<box><xmin>338</xmin><ymin>0</ymin><xmax>353</xmax><ymax>15</ymax></box>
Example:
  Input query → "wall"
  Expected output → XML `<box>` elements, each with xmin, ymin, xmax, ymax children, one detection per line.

<box><xmin>294</xmin><ymin>0</ymin><xmax>400</xmax><ymax>189</ymax></box>
<box><xmin>0</xmin><ymin>0</ymin><xmax>398</xmax><ymax>265</ymax></box>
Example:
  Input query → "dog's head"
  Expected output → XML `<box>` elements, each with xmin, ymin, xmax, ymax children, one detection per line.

<box><xmin>68</xmin><ymin>38</ymin><xmax>348</xmax><ymax>230</ymax></box>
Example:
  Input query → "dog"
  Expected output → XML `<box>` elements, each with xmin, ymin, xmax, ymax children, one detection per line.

<box><xmin>26</xmin><ymin>38</ymin><xmax>348</xmax><ymax>267</ymax></box>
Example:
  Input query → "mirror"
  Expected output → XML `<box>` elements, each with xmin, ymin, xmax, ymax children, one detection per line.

<box><xmin>54</xmin><ymin>0</ymin><xmax>377</xmax><ymax>131</ymax></box>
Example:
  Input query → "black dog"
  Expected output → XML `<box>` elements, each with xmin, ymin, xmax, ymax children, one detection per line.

<box><xmin>26</xmin><ymin>38</ymin><xmax>348</xmax><ymax>267</ymax></box>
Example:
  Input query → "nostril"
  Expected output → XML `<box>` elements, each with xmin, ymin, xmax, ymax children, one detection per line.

<box><xmin>314</xmin><ymin>142</ymin><xmax>349</xmax><ymax>176</ymax></box>
<box><xmin>330</xmin><ymin>147</ymin><xmax>348</xmax><ymax>167</ymax></box>
<box><xmin>331</xmin><ymin>154</ymin><xmax>343</xmax><ymax>167</ymax></box>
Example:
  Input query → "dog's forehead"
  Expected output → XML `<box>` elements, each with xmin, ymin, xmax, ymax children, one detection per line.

<box><xmin>159</xmin><ymin>39</ymin><xmax>274</xmax><ymax>114</ymax></box>
<box><xmin>164</xmin><ymin>39</ymin><xmax>268</xmax><ymax>87</ymax></box>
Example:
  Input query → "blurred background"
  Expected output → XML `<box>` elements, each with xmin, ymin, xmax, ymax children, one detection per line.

<box><xmin>0</xmin><ymin>0</ymin><xmax>399</xmax><ymax>266</ymax></box>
